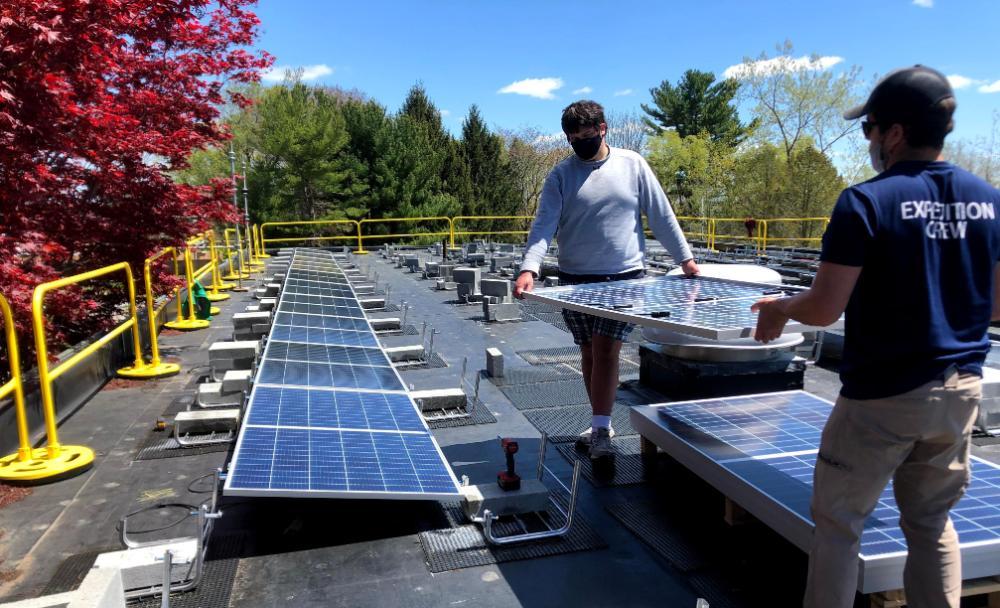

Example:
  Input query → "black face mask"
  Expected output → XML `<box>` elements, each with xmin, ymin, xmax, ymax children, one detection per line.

<box><xmin>571</xmin><ymin>133</ymin><xmax>603</xmax><ymax>160</ymax></box>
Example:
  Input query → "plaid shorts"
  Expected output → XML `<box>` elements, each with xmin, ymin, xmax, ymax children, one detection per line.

<box><xmin>558</xmin><ymin>269</ymin><xmax>645</xmax><ymax>346</ymax></box>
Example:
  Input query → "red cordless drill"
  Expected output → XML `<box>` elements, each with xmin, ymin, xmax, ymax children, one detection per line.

<box><xmin>497</xmin><ymin>438</ymin><xmax>521</xmax><ymax>491</ymax></box>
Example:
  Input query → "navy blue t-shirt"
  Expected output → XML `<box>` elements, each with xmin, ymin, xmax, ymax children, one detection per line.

<box><xmin>821</xmin><ymin>160</ymin><xmax>1000</xmax><ymax>399</ymax></box>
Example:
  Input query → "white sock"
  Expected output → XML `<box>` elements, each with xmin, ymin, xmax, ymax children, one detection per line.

<box><xmin>591</xmin><ymin>415</ymin><xmax>611</xmax><ymax>431</ymax></box>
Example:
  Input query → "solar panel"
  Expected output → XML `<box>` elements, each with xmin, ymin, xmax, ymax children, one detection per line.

<box><xmin>523</xmin><ymin>275</ymin><xmax>844</xmax><ymax>340</ymax></box>
<box><xmin>229</xmin><ymin>427</ymin><xmax>458</xmax><ymax>496</ymax></box>
<box><xmin>256</xmin><ymin>359</ymin><xmax>404</xmax><ymax>391</ymax></box>
<box><xmin>724</xmin><ymin>454</ymin><xmax>1000</xmax><ymax>557</ymax></box>
<box><xmin>656</xmin><ymin>391</ymin><xmax>829</xmax><ymax>460</ymax></box>
<box><xmin>630</xmin><ymin>390</ymin><xmax>1000</xmax><ymax>592</ymax></box>
<box><xmin>269</xmin><ymin>325</ymin><xmax>381</xmax><ymax>348</ymax></box>
<box><xmin>266</xmin><ymin>342</ymin><xmax>393</xmax><ymax>367</ymax></box>
<box><xmin>245</xmin><ymin>386</ymin><xmax>425</xmax><ymax>432</ymax></box>
<box><xmin>225</xmin><ymin>248</ymin><xmax>460</xmax><ymax>500</ymax></box>
<box><xmin>280</xmin><ymin>292</ymin><xmax>358</xmax><ymax>307</ymax></box>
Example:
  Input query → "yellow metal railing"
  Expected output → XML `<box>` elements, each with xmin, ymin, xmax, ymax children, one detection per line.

<box><xmin>118</xmin><ymin>247</ymin><xmax>183</xmax><ymax>379</ymax></box>
<box><xmin>28</xmin><ymin>262</ymin><xmax>146</xmax><ymax>481</ymax></box>
<box><xmin>255</xmin><ymin>214</ymin><xmax>833</xmax><ymax>255</ymax></box>
<box><xmin>0</xmin><ymin>293</ymin><xmax>34</xmax><ymax>480</ymax></box>
<box><xmin>452</xmin><ymin>215</ymin><xmax>534</xmax><ymax>244</ymax></box>
<box><xmin>758</xmin><ymin>217</ymin><xmax>829</xmax><ymax>251</ymax></box>
<box><xmin>222</xmin><ymin>227</ymin><xmax>251</xmax><ymax>281</ymax></box>
<box><xmin>260</xmin><ymin>220</ymin><xmax>361</xmax><ymax>251</ymax></box>
<box><xmin>165</xmin><ymin>242</ymin><xmax>211</xmax><ymax>331</ymax></box>
<box><xmin>357</xmin><ymin>217</ymin><xmax>454</xmax><ymax>253</ymax></box>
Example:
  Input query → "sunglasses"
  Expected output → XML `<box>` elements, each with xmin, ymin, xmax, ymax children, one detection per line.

<box><xmin>861</xmin><ymin>120</ymin><xmax>879</xmax><ymax>138</ymax></box>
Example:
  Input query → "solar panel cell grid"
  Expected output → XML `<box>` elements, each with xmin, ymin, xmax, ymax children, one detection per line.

<box><xmin>278</xmin><ymin>300</ymin><xmax>366</xmax><ymax>317</ymax></box>
<box><xmin>524</xmin><ymin>275</ymin><xmax>833</xmax><ymax>340</ymax></box>
<box><xmin>269</xmin><ymin>325</ymin><xmax>380</xmax><ymax>348</ymax></box>
<box><xmin>266</xmin><ymin>342</ymin><xmax>392</xmax><ymax>367</ymax></box>
<box><xmin>658</xmin><ymin>392</ymin><xmax>828</xmax><ymax>459</ymax></box>
<box><xmin>245</xmin><ymin>386</ymin><xmax>425</xmax><ymax>432</ymax></box>
<box><xmin>229</xmin><ymin>427</ymin><xmax>457</xmax><ymax>494</ymax></box>
<box><xmin>723</xmin><ymin>453</ymin><xmax>1000</xmax><ymax>557</ymax></box>
<box><xmin>256</xmin><ymin>359</ymin><xmax>404</xmax><ymax>391</ymax></box>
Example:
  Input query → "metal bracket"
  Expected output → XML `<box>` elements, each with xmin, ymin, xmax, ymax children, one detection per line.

<box><xmin>470</xmin><ymin>434</ymin><xmax>582</xmax><ymax>545</ymax></box>
<box><xmin>120</xmin><ymin>469</ymin><xmax>224</xmax><ymax>601</ymax></box>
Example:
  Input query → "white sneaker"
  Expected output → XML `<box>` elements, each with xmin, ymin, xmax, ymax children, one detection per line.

<box><xmin>575</xmin><ymin>426</ymin><xmax>615</xmax><ymax>451</ymax></box>
<box><xmin>589</xmin><ymin>427</ymin><xmax>615</xmax><ymax>460</ymax></box>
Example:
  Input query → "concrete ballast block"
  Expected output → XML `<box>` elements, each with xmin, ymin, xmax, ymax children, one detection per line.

<box><xmin>221</xmin><ymin>369</ymin><xmax>252</xmax><ymax>393</ymax></box>
<box><xmin>370</xmin><ymin>317</ymin><xmax>401</xmax><ymax>331</ymax></box>
<box><xmin>452</xmin><ymin>267</ymin><xmax>481</xmax><ymax>285</ymax></box>
<box><xmin>174</xmin><ymin>409</ymin><xmax>240</xmax><ymax>434</ymax></box>
<box><xmin>486</xmin><ymin>347</ymin><xmax>504</xmax><ymax>377</ymax></box>
<box><xmin>410</xmin><ymin>388</ymin><xmax>467</xmax><ymax>411</ymax></box>
<box><xmin>209</xmin><ymin>340</ymin><xmax>260</xmax><ymax>361</ymax></box>
<box><xmin>233</xmin><ymin>311</ymin><xmax>271</xmax><ymax>329</ymax></box>
<box><xmin>480</xmin><ymin>279</ymin><xmax>512</xmax><ymax>299</ymax></box>
<box><xmin>461</xmin><ymin>479</ymin><xmax>550</xmax><ymax>520</ymax></box>
<box><xmin>359</xmin><ymin>297</ymin><xmax>386</xmax><ymax>309</ymax></box>
<box><xmin>384</xmin><ymin>345</ymin><xmax>425</xmax><ymax>362</ymax></box>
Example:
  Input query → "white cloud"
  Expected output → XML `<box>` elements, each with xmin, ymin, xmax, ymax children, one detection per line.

<box><xmin>572</xmin><ymin>86</ymin><xmax>593</xmax><ymax>95</ymax></box>
<box><xmin>613</xmin><ymin>88</ymin><xmax>634</xmax><ymax>97</ymax></box>
<box><xmin>261</xmin><ymin>64</ymin><xmax>334</xmax><ymax>83</ymax></box>
<box><xmin>913</xmin><ymin>0</ymin><xmax>933</xmax><ymax>7</ymax></box>
<box><xmin>947</xmin><ymin>74</ymin><xmax>984</xmax><ymax>90</ymax></box>
<box><xmin>723</xmin><ymin>55</ymin><xmax>844</xmax><ymax>79</ymax></box>
<box><xmin>979</xmin><ymin>80</ymin><xmax>1000</xmax><ymax>94</ymax></box>
<box><xmin>440</xmin><ymin>109</ymin><xmax>451</xmax><ymax>117</ymax></box>
<box><xmin>498</xmin><ymin>77</ymin><xmax>564</xmax><ymax>100</ymax></box>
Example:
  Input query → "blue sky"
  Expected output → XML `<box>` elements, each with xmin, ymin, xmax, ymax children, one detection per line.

<box><xmin>252</xmin><ymin>0</ymin><xmax>999</xmax><ymax>144</ymax></box>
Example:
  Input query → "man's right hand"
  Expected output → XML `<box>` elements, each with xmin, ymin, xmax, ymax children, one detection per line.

<box><xmin>514</xmin><ymin>271</ymin><xmax>534</xmax><ymax>299</ymax></box>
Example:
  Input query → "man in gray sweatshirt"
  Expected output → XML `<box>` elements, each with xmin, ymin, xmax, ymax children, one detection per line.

<box><xmin>514</xmin><ymin>100</ymin><xmax>698</xmax><ymax>459</ymax></box>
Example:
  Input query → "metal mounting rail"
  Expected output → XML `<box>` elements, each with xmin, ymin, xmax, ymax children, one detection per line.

<box><xmin>119</xmin><ymin>469</ymin><xmax>225</xmax><ymax>602</ymax></box>
<box><xmin>469</xmin><ymin>434</ymin><xmax>582</xmax><ymax>545</ymax></box>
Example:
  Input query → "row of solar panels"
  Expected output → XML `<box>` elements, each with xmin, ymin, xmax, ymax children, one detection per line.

<box><xmin>224</xmin><ymin>249</ymin><xmax>461</xmax><ymax>499</ymax></box>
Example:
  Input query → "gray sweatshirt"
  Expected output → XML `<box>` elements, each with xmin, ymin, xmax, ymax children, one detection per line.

<box><xmin>521</xmin><ymin>146</ymin><xmax>692</xmax><ymax>276</ymax></box>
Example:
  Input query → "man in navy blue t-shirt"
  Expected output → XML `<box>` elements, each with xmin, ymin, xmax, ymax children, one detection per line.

<box><xmin>753</xmin><ymin>66</ymin><xmax>1000</xmax><ymax>608</ymax></box>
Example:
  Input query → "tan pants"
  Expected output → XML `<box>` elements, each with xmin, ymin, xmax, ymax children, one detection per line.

<box><xmin>804</xmin><ymin>368</ymin><xmax>981</xmax><ymax>608</ymax></box>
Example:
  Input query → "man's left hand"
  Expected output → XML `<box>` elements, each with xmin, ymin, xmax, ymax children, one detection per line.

<box><xmin>680</xmin><ymin>258</ymin><xmax>699</xmax><ymax>277</ymax></box>
<box><xmin>751</xmin><ymin>297</ymin><xmax>790</xmax><ymax>343</ymax></box>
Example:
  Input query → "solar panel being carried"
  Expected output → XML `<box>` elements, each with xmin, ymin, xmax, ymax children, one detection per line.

<box><xmin>523</xmin><ymin>275</ymin><xmax>845</xmax><ymax>340</ymax></box>
<box><xmin>630</xmin><ymin>390</ymin><xmax>1000</xmax><ymax>593</ymax></box>
<box><xmin>225</xmin><ymin>248</ymin><xmax>460</xmax><ymax>500</ymax></box>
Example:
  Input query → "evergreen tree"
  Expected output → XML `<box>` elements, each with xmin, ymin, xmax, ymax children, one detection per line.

<box><xmin>642</xmin><ymin>70</ymin><xmax>754</xmax><ymax>147</ymax></box>
<box><xmin>253</xmin><ymin>84</ymin><xmax>365</xmax><ymax>220</ymax></box>
<box><xmin>461</xmin><ymin>105</ymin><xmax>517</xmax><ymax>215</ymax></box>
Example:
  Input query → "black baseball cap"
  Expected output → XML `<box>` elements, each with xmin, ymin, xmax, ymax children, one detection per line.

<box><xmin>843</xmin><ymin>65</ymin><xmax>955</xmax><ymax>121</ymax></box>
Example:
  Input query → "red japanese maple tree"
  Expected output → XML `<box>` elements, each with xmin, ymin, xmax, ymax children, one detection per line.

<box><xmin>0</xmin><ymin>0</ymin><xmax>272</xmax><ymax>359</ymax></box>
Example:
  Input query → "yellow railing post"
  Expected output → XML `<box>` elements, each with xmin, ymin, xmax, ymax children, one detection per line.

<box><xmin>190</xmin><ymin>242</ymin><xmax>222</xmax><ymax>316</ymax></box>
<box><xmin>356</xmin><ymin>220</ymin><xmax>368</xmax><ymax>254</ymax></box>
<box><xmin>0</xmin><ymin>293</ymin><xmax>36</xmax><ymax>480</ymax></box>
<box><xmin>244</xmin><ymin>224</ymin><xmax>262</xmax><ymax>269</ymax></box>
<box><xmin>246</xmin><ymin>224</ymin><xmax>263</xmax><ymax>268</ymax></box>
<box><xmin>222</xmin><ymin>228</ymin><xmax>250</xmax><ymax>281</ymax></box>
<box><xmin>27</xmin><ymin>262</ymin><xmax>147</xmax><ymax>481</ymax></box>
<box><xmin>118</xmin><ymin>248</ymin><xmax>183</xmax><ymax>379</ymax></box>
<box><xmin>164</xmin><ymin>247</ymin><xmax>210</xmax><ymax>331</ymax></box>
<box><xmin>254</xmin><ymin>224</ymin><xmax>270</xmax><ymax>258</ymax></box>
<box><xmin>205</xmin><ymin>232</ymin><xmax>232</xmax><ymax>302</ymax></box>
